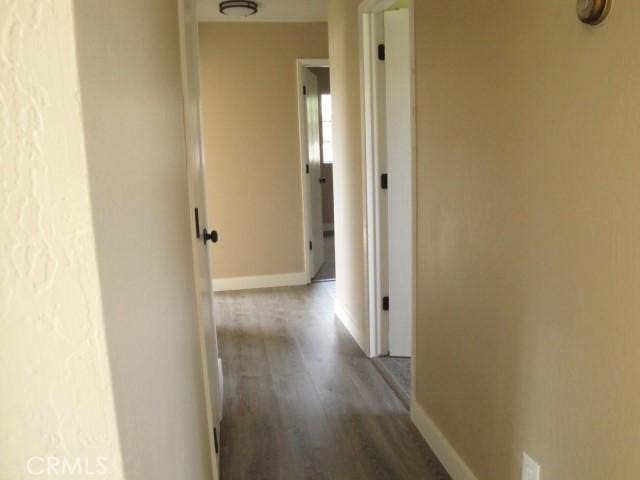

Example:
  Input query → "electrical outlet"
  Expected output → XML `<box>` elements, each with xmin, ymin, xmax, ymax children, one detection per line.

<box><xmin>522</xmin><ymin>453</ymin><xmax>540</xmax><ymax>480</ymax></box>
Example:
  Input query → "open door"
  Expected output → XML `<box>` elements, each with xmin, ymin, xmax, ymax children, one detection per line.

<box><xmin>384</xmin><ymin>9</ymin><xmax>412</xmax><ymax>357</ymax></box>
<box><xmin>178</xmin><ymin>1</ymin><xmax>222</xmax><ymax>477</ymax></box>
<box><xmin>301</xmin><ymin>67</ymin><xmax>326</xmax><ymax>278</ymax></box>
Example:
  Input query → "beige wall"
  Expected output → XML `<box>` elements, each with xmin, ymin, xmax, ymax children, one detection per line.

<box><xmin>74</xmin><ymin>1</ymin><xmax>213</xmax><ymax>479</ymax></box>
<box><xmin>415</xmin><ymin>1</ymin><xmax>640</xmax><ymax>479</ymax></box>
<box><xmin>199</xmin><ymin>22</ymin><xmax>328</xmax><ymax>279</ymax></box>
<box><xmin>0</xmin><ymin>2</ymin><xmax>124</xmax><ymax>477</ymax></box>
<box><xmin>328</xmin><ymin>0</ymin><xmax>368</xmax><ymax>342</ymax></box>
<box><xmin>327</xmin><ymin>0</ymin><xmax>640</xmax><ymax>478</ymax></box>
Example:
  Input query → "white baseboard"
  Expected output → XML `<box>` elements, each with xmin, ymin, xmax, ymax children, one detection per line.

<box><xmin>212</xmin><ymin>272</ymin><xmax>307</xmax><ymax>292</ymax></box>
<box><xmin>334</xmin><ymin>298</ymin><xmax>369</xmax><ymax>356</ymax></box>
<box><xmin>410</xmin><ymin>399</ymin><xmax>478</xmax><ymax>480</ymax></box>
<box><xmin>217</xmin><ymin>358</ymin><xmax>223</xmax><ymax>421</ymax></box>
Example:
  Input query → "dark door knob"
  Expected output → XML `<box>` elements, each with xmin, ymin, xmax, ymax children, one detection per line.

<box><xmin>203</xmin><ymin>228</ymin><xmax>218</xmax><ymax>245</ymax></box>
<box><xmin>319</xmin><ymin>177</ymin><xmax>327</xmax><ymax>184</ymax></box>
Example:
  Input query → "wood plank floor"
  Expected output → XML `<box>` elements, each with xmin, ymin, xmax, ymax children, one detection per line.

<box><xmin>214</xmin><ymin>282</ymin><xmax>450</xmax><ymax>480</ymax></box>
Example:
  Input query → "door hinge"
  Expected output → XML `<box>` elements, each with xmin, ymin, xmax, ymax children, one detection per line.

<box><xmin>378</xmin><ymin>44</ymin><xmax>386</xmax><ymax>61</ymax></box>
<box><xmin>213</xmin><ymin>427</ymin><xmax>219</xmax><ymax>454</ymax></box>
<box><xmin>303</xmin><ymin>85</ymin><xmax>307</xmax><ymax>95</ymax></box>
<box><xmin>381</xmin><ymin>173</ymin><xmax>388</xmax><ymax>190</ymax></box>
<box><xmin>306</xmin><ymin>164</ymin><xmax>310</xmax><ymax>174</ymax></box>
<box><xmin>309</xmin><ymin>241</ymin><xmax>313</xmax><ymax>251</ymax></box>
<box><xmin>382</xmin><ymin>296</ymin><xmax>389</xmax><ymax>311</ymax></box>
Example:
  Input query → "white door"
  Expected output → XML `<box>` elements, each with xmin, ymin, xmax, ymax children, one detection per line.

<box><xmin>302</xmin><ymin>68</ymin><xmax>325</xmax><ymax>277</ymax></box>
<box><xmin>178</xmin><ymin>1</ymin><xmax>222</xmax><ymax>477</ymax></box>
<box><xmin>385</xmin><ymin>9</ymin><xmax>412</xmax><ymax>357</ymax></box>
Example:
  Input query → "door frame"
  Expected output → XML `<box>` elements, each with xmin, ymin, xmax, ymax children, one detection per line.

<box><xmin>296</xmin><ymin>58</ymin><xmax>330</xmax><ymax>283</ymax></box>
<box><xmin>359</xmin><ymin>0</ymin><xmax>416</xmax><ymax>371</ymax></box>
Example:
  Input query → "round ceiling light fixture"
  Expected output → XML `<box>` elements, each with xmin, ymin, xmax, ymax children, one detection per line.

<box><xmin>219</xmin><ymin>0</ymin><xmax>258</xmax><ymax>17</ymax></box>
<box><xmin>576</xmin><ymin>0</ymin><xmax>612</xmax><ymax>25</ymax></box>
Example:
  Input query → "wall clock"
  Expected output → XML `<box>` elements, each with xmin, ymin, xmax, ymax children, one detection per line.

<box><xmin>577</xmin><ymin>0</ymin><xmax>612</xmax><ymax>25</ymax></box>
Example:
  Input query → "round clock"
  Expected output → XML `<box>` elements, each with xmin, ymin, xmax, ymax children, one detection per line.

<box><xmin>576</xmin><ymin>0</ymin><xmax>612</xmax><ymax>25</ymax></box>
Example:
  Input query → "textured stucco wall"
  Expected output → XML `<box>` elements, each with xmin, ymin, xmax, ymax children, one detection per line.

<box><xmin>0</xmin><ymin>1</ymin><xmax>124</xmax><ymax>478</ymax></box>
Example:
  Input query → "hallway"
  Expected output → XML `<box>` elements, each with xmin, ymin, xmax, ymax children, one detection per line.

<box><xmin>213</xmin><ymin>283</ymin><xmax>450</xmax><ymax>480</ymax></box>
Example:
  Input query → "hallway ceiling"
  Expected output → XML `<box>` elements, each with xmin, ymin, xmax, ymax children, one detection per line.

<box><xmin>197</xmin><ymin>0</ymin><xmax>328</xmax><ymax>22</ymax></box>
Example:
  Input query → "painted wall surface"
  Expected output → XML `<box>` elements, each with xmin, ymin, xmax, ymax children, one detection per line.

<box><xmin>327</xmin><ymin>0</ymin><xmax>368</xmax><ymax>342</ymax></box>
<box><xmin>0</xmin><ymin>1</ymin><xmax>124</xmax><ymax>477</ymax></box>
<box><xmin>73</xmin><ymin>1</ymin><xmax>213</xmax><ymax>479</ymax></box>
<box><xmin>199</xmin><ymin>22</ymin><xmax>328</xmax><ymax>279</ymax></box>
<box><xmin>414</xmin><ymin>1</ymin><xmax>640</xmax><ymax>479</ymax></box>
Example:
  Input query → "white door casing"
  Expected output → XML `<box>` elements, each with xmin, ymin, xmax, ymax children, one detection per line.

<box><xmin>302</xmin><ymin>68</ymin><xmax>326</xmax><ymax>277</ymax></box>
<box><xmin>361</xmin><ymin>10</ymin><xmax>389</xmax><ymax>357</ymax></box>
<box><xmin>178</xmin><ymin>0</ymin><xmax>222</xmax><ymax>477</ymax></box>
<box><xmin>384</xmin><ymin>9</ymin><xmax>412</xmax><ymax>357</ymax></box>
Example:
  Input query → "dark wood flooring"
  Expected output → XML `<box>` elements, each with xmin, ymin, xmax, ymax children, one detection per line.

<box><xmin>213</xmin><ymin>282</ymin><xmax>450</xmax><ymax>480</ymax></box>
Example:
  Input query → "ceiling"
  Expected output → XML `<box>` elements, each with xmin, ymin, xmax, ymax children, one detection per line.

<box><xmin>197</xmin><ymin>0</ymin><xmax>328</xmax><ymax>22</ymax></box>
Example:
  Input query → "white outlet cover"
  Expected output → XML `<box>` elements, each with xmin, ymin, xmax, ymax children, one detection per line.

<box><xmin>522</xmin><ymin>453</ymin><xmax>541</xmax><ymax>480</ymax></box>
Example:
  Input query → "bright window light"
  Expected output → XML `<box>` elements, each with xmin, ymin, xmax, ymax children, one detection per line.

<box><xmin>320</xmin><ymin>94</ymin><xmax>333</xmax><ymax>164</ymax></box>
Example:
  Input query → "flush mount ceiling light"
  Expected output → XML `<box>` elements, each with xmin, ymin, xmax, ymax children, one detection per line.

<box><xmin>576</xmin><ymin>0</ymin><xmax>612</xmax><ymax>25</ymax></box>
<box><xmin>219</xmin><ymin>0</ymin><xmax>258</xmax><ymax>17</ymax></box>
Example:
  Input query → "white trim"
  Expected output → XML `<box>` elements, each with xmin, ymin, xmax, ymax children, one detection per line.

<box><xmin>409</xmin><ymin>0</ymin><xmax>418</xmax><ymax>414</ymax></box>
<box><xmin>296</xmin><ymin>58</ymin><xmax>330</xmax><ymax>284</ymax></box>
<box><xmin>359</xmin><ymin>0</ymin><xmax>397</xmax><ymax>13</ymax></box>
<box><xmin>297</xmin><ymin>58</ymin><xmax>330</xmax><ymax>68</ymax></box>
<box><xmin>411</xmin><ymin>400</ymin><xmax>479</xmax><ymax>480</ymax></box>
<box><xmin>178</xmin><ymin>2</ymin><xmax>221</xmax><ymax>477</ymax></box>
<box><xmin>212</xmin><ymin>272</ymin><xmax>307</xmax><ymax>292</ymax></box>
<box><xmin>360</xmin><ymin>4</ymin><xmax>386</xmax><ymax>358</ymax></box>
<box><xmin>217</xmin><ymin>358</ymin><xmax>224</xmax><ymax>420</ymax></box>
<box><xmin>359</xmin><ymin>0</ymin><xmax>416</xmax><ymax>361</ymax></box>
<box><xmin>403</xmin><ymin>0</ymin><xmax>419</xmax><ymax>392</ymax></box>
<box><xmin>334</xmin><ymin>298</ymin><xmax>370</xmax><ymax>356</ymax></box>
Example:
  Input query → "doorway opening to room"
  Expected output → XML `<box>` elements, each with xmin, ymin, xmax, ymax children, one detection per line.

<box><xmin>360</xmin><ymin>0</ymin><xmax>414</xmax><ymax>405</ymax></box>
<box><xmin>297</xmin><ymin>60</ymin><xmax>335</xmax><ymax>283</ymax></box>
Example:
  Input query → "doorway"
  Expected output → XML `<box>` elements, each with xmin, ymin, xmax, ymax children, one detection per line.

<box><xmin>297</xmin><ymin>60</ymin><xmax>336</xmax><ymax>283</ymax></box>
<box><xmin>360</xmin><ymin>1</ymin><xmax>414</xmax><ymax>401</ymax></box>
